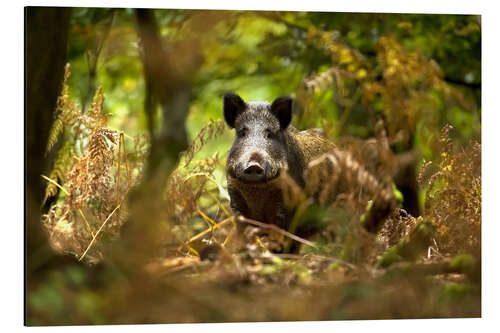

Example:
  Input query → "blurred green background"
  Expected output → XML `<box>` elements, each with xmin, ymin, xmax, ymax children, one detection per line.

<box><xmin>65</xmin><ymin>8</ymin><xmax>480</xmax><ymax>159</ymax></box>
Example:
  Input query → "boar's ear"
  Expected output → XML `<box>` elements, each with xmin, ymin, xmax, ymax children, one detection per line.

<box><xmin>270</xmin><ymin>96</ymin><xmax>293</xmax><ymax>129</ymax></box>
<box><xmin>223</xmin><ymin>93</ymin><xmax>246</xmax><ymax>128</ymax></box>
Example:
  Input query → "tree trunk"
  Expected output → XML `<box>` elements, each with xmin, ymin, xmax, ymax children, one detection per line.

<box><xmin>110</xmin><ymin>9</ymin><xmax>206</xmax><ymax>270</ymax></box>
<box><xmin>26</xmin><ymin>7</ymin><xmax>72</xmax><ymax>257</ymax></box>
<box><xmin>135</xmin><ymin>9</ymin><xmax>197</xmax><ymax>179</ymax></box>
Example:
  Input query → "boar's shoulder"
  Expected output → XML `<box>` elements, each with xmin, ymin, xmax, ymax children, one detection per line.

<box><xmin>291</xmin><ymin>128</ymin><xmax>337</xmax><ymax>165</ymax></box>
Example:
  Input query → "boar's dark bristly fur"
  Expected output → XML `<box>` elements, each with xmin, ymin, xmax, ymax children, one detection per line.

<box><xmin>223</xmin><ymin>92</ymin><xmax>394</xmax><ymax>236</ymax></box>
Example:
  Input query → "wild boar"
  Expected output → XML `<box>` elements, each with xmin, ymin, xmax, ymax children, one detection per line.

<box><xmin>223</xmin><ymin>92</ymin><xmax>394</xmax><ymax>239</ymax></box>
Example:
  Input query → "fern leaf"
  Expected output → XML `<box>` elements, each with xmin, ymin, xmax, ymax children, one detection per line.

<box><xmin>87</xmin><ymin>86</ymin><xmax>107</xmax><ymax>130</ymax></box>
<box><xmin>182</xmin><ymin>119</ymin><xmax>226</xmax><ymax>167</ymax></box>
<box><xmin>45</xmin><ymin>118</ymin><xmax>64</xmax><ymax>154</ymax></box>
<box><xmin>43</xmin><ymin>140</ymin><xmax>73</xmax><ymax>204</ymax></box>
<box><xmin>45</xmin><ymin>63</ymin><xmax>79</xmax><ymax>154</ymax></box>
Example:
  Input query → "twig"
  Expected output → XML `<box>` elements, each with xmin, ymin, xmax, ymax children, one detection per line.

<box><xmin>172</xmin><ymin>233</ymin><xmax>200</xmax><ymax>257</ymax></box>
<box><xmin>120</xmin><ymin>132</ymin><xmax>132</xmax><ymax>188</ymax></box>
<box><xmin>197</xmin><ymin>208</ymin><xmax>216</xmax><ymax>227</ymax></box>
<box><xmin>41</xmin><ymin>174</ymin><xmax>69</xmax><ymax>195</ymax></box>
<box><xmin>222</xmin><ymin>224</ymin><xmax>236</xmax><ymax>248</ymax></box>
<box><xmin>184</xmin><ymin>172</ymin><xmax>230</xmax><ymax>201</ymax></box>
<box><xmin>180</xmin><ymin>217</ymin><xmax>234</xmax><ymax>251</ymax></box>
<box><xmin>236</xmin><ymin>216</ymin><xmax>318</xmax><ymax>249</ymax></box>
<box><xmin>196</xmin><ymin>207</ymin><xmax>216</xmax><ymax>242</ymax></box>
<box><xmin>262</xmin><ymin>253</ymin><xmax>357</xmax><ymax>270</ymax></box>
<box><xmin>206</xmin><ymin>189</ymin><xmax>231</xmax><ymax>217</ymax></box>
<box><xmin>116</xmin><ymin>131</ymin><xmax>122</xmax><ymax>204</ymax></box>
<box><xmin>303</xmin><ymin>253</ymin><xmax>357</xmax><ymax>270</ymax></box>
<box><xmin>79</xmin><ymin>204</ymin><xmax>121</xmax><ymax>261</ymax></box>
<box><xmin>78</xmin><ymin>208</ymin><xmax>95</xmax><ymax>238</ymax></box>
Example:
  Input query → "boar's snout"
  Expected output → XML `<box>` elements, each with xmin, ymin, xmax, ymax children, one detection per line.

<box><xmin>243</xmin><ymin>161</ymin><xmax>264</xmax><ymax>180</ymax></box>
<box><xmin>236</xmin><ymin>152</ymin><xmax>273</xmax><ymax>183</ymax></box>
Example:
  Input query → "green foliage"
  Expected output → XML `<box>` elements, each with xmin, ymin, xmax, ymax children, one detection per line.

<box><xmin>44</xmin><ymin>64</ymin><xmax>80</xmax><ymax>204</ymax></box>
<box><xmin>45</xmin><ymin>64</ymin><xmax>80</xmax><ymax>154</ymax></box>
<box><xmin>449</xmin><ymin>253</ymin><xmax>476</xmax><ymax>273</ymax></box>
<box><xmin>438</xmin><ymin>282</ymin><xmax>477</xmax><ymax>304</ymax></box>
<box><xmin>392</xmin><ymin>183</ymin><xmax>404</xmax><ymax>204</ymax></box>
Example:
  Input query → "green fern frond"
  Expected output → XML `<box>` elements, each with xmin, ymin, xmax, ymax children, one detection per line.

<box><xmin>45</xmin><ymin>63</ymin><xmax>81</xmax><ymax>154</ymax></box>
<box><xmin>45</xmin><ymin>118</ymin><xmax>64</xmax><ymax>155</ymax></box>
<box><xmin>43</xmin><ymin>174</ymin><xmax>59</xmax><ymax>205</ymax></box>
<box><xmin>44</xmin><ymin>140</ymin><xmax>74</xmax><ymax>204</ymax></box>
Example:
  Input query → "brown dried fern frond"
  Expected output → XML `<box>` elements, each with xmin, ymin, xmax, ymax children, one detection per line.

<box><xmin>279</xmin><ymin>145</ymin><xmax>396</xmax><ymax>242</ymax></box>
<box><xmin>42</xmin><ymin>205</ymin><xmax>80</xmax><ymax>255</ymax></box>
<box><xmin>42</xmin><ymin>73</ymin><xmax>142</xmax><ymax>263</ymax></box>
<box><xmin>163</xmin><ymin>149</ymin><xmax>232</xmax><ymax>254</ymax></box>
<box><xmin>86</xmin><ymin>86</ymin><xmax>109</xmax><ymax>131</ymax></box>
<box><xmin>304</xmin><ymin>150</ymin><xmax>394</xmax><ymax>209</ymax></box>
<box><xmin>420</xmin><ymin>126</ymin><xmax>481</xmax><ymax>255</ymax></box>
<box><xmin>43</xmin><ymin>125</ymin><xmax>129</xmax><ymax>261</ymax></box>
<box><xmin>161</xmin><ymin>119</ymin><xmax>228</xmax><ymax>240</ymax></box>
<box><xmin>66</xmin><ymin>127</ymin><xmax>118</xmax><ymax>211</ymax></box>
<box><xmin>165</xmin><ymin>154</ymin><xmax>222</xmax><ymax>222</ymax></box>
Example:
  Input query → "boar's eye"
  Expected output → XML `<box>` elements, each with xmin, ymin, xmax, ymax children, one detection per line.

<box><xmin>237</xmin><ymin>127</ymin><xmax>248</xmax><ymax>138</ymax></box>
<box><xmin>265</xmin><ymin>129</ymin><xmax>276</xmax><ymax>140</ymax></box>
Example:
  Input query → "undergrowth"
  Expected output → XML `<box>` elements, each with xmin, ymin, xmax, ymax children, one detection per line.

<box><xmin>37</xmin><ymin>62</ymin><xmax>481</xmax><ymax>324</ymax></box>
<box><xmin>419</xmin><ymin>125</ymin><xmax>481</xmax><ymax>256</ymax></box>
<box><xmin>42</xmin><ymin>64</ymin><xmax>148</xmax><ymax>263</ymax></box>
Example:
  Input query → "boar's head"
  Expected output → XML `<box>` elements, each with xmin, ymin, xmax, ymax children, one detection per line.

<box><xmin>224</xmin><ymin>92</ymin><xmax>293</xmax><ymax>184</ymax></box>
